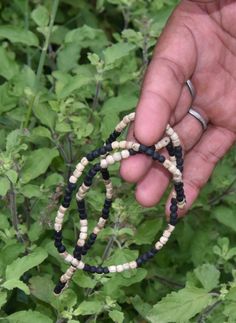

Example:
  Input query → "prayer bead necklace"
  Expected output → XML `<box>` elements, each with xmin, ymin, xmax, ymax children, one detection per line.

<box><xmin>53</xmin><ymin>112</ymin><xmax>185</xmax><ymax>295</ymax></box>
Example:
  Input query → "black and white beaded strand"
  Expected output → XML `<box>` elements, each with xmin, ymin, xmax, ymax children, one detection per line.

<box><xmin>53</xmin><ymin>112</ymin><xmax>185</xmax><ymax>295</ymax></box>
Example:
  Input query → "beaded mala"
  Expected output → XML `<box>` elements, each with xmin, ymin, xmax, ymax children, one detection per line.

<box><xmin>53</xmin><ymin>112</ymin><xmax>185</xmax><ymax>295</ymax></box>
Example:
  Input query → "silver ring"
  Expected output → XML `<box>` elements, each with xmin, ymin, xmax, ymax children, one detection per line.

<box><xmin>186</xmin><ymin>79</ymin><xmax>196</xmax><ymax>100</ymax></box>
<box><xmin>188</xmin><ymin>108</ymin><xmax>208</xmax><ymax>131</ymax></box>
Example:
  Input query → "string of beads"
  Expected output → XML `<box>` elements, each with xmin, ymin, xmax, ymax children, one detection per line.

<box><xmin>53</xmin><ymin>112</ymin><xmax>185</xmax><ymax>295</ymax></box>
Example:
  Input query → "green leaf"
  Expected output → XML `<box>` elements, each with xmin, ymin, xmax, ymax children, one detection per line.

<box><xmin>194</xmin><ymin>264</ymin><xmax>220</xmax><ymax>292</ymax></box>
<box><xmin>0</xmin><ymin>291</ymin><xmax>7</xmax><ymax>309</ymax></box>
<box><xmin>109</xmin><ymin>310</ymin><xmax>124</xmax><ymax>323</ymax></box>
<box><xmin>57</xmin><ymin>43</ymin><xmax>81</xmax><ymax>72</ymax></box>
<box><xmin>5</xmin><ymin>169</ymin><xmax>18</xmax><ymax>184</ymax></box>
<box><xmin>58</xmin><ymin>74</ymin><xmax>93</xmax><ymax>99</ymax></box>
<box><xmin>214</xmin><ymin>206</ymin><xmax>236</xmax><ymax>232</ymax></box>
<box><xmin>101</xmin><ymin>94</ymin><xmax>138</xmax><ymax>139</ymax></box>
<box><xmin>29</xmin><ymin>275</ymin><xmax>54</xmax><ymax>303</ymax></box>
<box><xmin>7</xmin><ymin>310</ymin><xmax>53</xmax><ymax>323</ymax></box>
<box><xmin>103</xmin><ymin>43</ymin><xmax>136</xmax><ymax>67</ymax></box>
<box><xmin>0</xmin><ymin>83</ymin><xmax>17</xmax><ymax>114</ymax></box>
<box><xmin>131</xmin><ymin>295</ymin><xmax>152</xmax><ymax>319</ymax></box>
<box><xmin>31</xmin><ymin>5</ymin><xmax>49</xmax><ymax>27</ymax></box>
<box><xmin>33</xmin><ymin>103</ymin><xmax>56</xmax><ymax>130</ymax></box>
<box><xmin>6</xmin><ymin>247</ymin><xmax>48</xmax><ymax>280</ymax></box>
<box><xmin>21</xmin><ymin>148</ymin><xmax>59</xmax><ymax>184</ymax></box>
<box><xmin>73</xmin><ymin>271</ymin><xmax>96</xmax><ymax>289</ymax></box>
<box><xmin>0</xmin><ymin>46</ymin><xmax>19</xmax><ymax>80</ymax></box>
<box><xmin>147</xmin><ymin>286</ymin><xmax>212</xmax><ymax>323</ymax></box>
<box><xmin>2</xmin><ymin>279</ymin><xmax>30</xmax><ymax>295</ymax></box>
<box><xmin>0</xmin><ymin>25</ymin><xmax>39</xmax><ymax>46</ymax></box>
<box><xmin>31</xmin><ymin>126</ymin><xmax>52</xmax><ymax>140</ymax></box>
<box><xmin>134</xmin><ymin>218</ymin><xmax>163</xmax><ymax>245</ymax></box>
<box><xmin>21</xmin><ymin>184</ymin><xmax>41</xmax><ymax>198</ymax></box>
<box><xmin>0</xmin><ymin>177</ymin><xmax>10</xmax><ymax>196</ymax></box>
<box><xmin>73</xmin><ymin>300</ymin><xmax>104</xmax><ymax>316</ymax></box>
<box><xmin>44</xmin><ymin>173</ymin><xmax>64</xmax><ymax>188</ymax></box>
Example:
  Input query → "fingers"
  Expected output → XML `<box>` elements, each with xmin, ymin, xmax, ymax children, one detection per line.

<box><xmin>135</xmin><ymin>112</ymin><xmax>205</xmax><ymax>206</ymax></box>
<box><xmin>166</xmin><ymin>126</ymin><xmax>236</xmax><ymax>216</ymax></box>
<box><xmin>134</xmin><ymin>20</ymin><xmax>197</xmax><ymax>146</ymax></box>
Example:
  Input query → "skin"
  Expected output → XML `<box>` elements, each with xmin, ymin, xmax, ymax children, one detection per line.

<box><xmin>120</xmin><ymin>0</ymin><xmax>236</xmax><ymax>217</ymax></box>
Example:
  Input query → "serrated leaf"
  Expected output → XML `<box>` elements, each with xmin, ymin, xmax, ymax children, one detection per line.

<box><xmin>0</xmin><ymin>46</ymin><xmax>19</xmax><ymax>80</ymax></box>
<box><xmin>194</xmin><ymin>264</ymin><xmax>220</xmax><ymax>292</ymax></box>
<box><xmin>6</xmin><ymin>247</ymin><xmax>48</xmax><ymax>280</ymax></box>
<box><xmin>147</xmin><ymin>286</ymin><xmax>212</xmax><ymax>323</ymax></box>
<box><xmin>7</xmin><ymin>310</ymin><xmax>53</xmax><ymax>323</ymax></box>
<box><xmin>103</xmin><ymin>43</ymin><xmax>136</xmax><ymax>67</ymax></box>
<box><xmin>73</xmin><ymin>300</ymin><xmax>104</xmax><ymax>316</ymax></box>
<box><xmin>2</xmin><ymin>279</ymin><xmax>30</xmax><ymax>295</ymax></box>
<box><xmin>21</xmin><ymin>148</ymin><xmax>59</xmax><ymax>184</ymax></box>
<box><xmin>214</xmin><ymin>206</ymin><xmax>236</xmax><ymax>232</ymax></box>
<box><xmin>109</xmin><ymin>310</ymin><xmax>124</xmax><ymax>323</ymax></box>
<box><xmin>29</xmin><ymin>275</ymin><xmax>54</xmax><ymax>303</ymax></box>
<box><xmin>0</xmin><ymin>25</ymin><xmax>39</xmax><ymax>46</ymax></box>
<box><xmin>0</xmin><ymin>177</ymin><xmax>10</xmax><ymax>196</ymax></box>
<box><xmin>131</xmin><ymin>295</ymin><xmax>152</xmax><ymax>319</ymax></box>
<box><xmin>5</xmin><ymin>169</ymin><xmax>18</xmax><ymax>184</ymax></box>
<box><xmin>31</xmin><ymin>5</ymin><xmax>49</xmax><ymax>27</ymax></box>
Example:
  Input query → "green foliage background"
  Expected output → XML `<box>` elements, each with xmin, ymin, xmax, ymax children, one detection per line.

<box><xmin>0</xmin><ymin>0</ymin><xmax>235</xmax><ymax>322</ymax></box>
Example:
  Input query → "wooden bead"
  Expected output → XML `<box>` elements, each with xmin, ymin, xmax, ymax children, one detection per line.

<box><xmin>54</xmin><ymin>223</ymin><xmax>62</xmax><ymax>231</ymax></box>
<box><xmin>65</xmin><ymin>254</ymin><xmax>73</xmax><ymax>263</ymax></box>
<box><xmin>108</xmin><ymin>266</ymin><xmax>116</xmax><ymax>273</ymax></box>
<box><xmin>111</xmin><ymin>141</ymin><xmax>119</xmax><ymax>149</ymax></box>
<box><xmin>69</xmin><ymin>175</ymin><xmax>77</xmax><ymax>184</ymax></box>
<box><xmin>160</xmin><ymin>236</ymin><xmax>168</xmax><ymax>245</ymax></box>
<box><xmin>113</xmin><ymin>152</ymin><xmax>122</xmax><ymax>161</ymax></box>
<box><xmin>71</xmin><ymin>258</ymin><xmax>80</xmax><ymax>267</ymax></box>
<box><xmin>119</xmin><ymin>140</ymin><xmax>127</xmax><ymax>149</ymax></box>
<box><xmin>76</xmin><ymin>163</ymin><xmax>84</xmax><ymax>172</ymax></box>
<box><xmin>100</xmin><ymin>159</ymin><xmax>108</xmax><ymax>168</ymax></box>
<box><xmin>121</xmin><ymin>150</ymin><xmax>129</xmax><ymax>159</ymax></box>
<box><xmin>106</xmin><ymin>155</ymin><xmax>115</xmax><ymax>165</ymax></box>
<box><xmin>81</xmin><ymin>157</ymin><xmax>88</xmax><ymax>166</ymax></box>
<box><xmin>116</xmin><ymin>265</ymin><xmax>124</xmax><ymax>272</ymax></box>
<box><xmin>123</xmin><ymin>263</ymin><xmax>130</xmax><ymax>270</ymax></box>
<box><xmin>129</xmin><ymin>261</ymin><xmax>137</xmax><ymax>269</ymax></box>
<box><xmin>59</xmin><ymin>206</ymin><xmax>67</xmax><ymax>213</ymax></box>
<box><xmin>132</xmin><ymin>143</ymin><xmax>140</xmax><ymax>151</ymax></box>
<box><xmin>155</xmin><ymin>241</ymin><xmax>163</xmax><ymax>250</ymax></box>
<box><xmin>77</xmin><ymin>261</ymin><xmax>85</xmax><ymax>269</ymax></box>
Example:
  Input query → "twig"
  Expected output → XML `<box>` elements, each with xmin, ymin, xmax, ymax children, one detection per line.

<box><xmin>24</xmin><ymin>0</ymin><xmax>31</xmax><ymax>67</ymax></box>
<box><xmin>209</xmin><ymin>177</ymin><xmax>236</xmax><ymax>205</ymax></box>
<box><xmin>197</xmin><ymin>300</ymin><xmax>222</xmax><ymax>323</ymax></box>
<box><xmin>154</xmin><ymin>274</ymin><xmax>184</xmax><ymax>289</ymax></box>
<box><xmin>92</xmin><ymin>80</ymin><xmax>101</xmax><ymax>109</ymax></box>
<box><xmin>8</xmin><ymin>182</ymin><xmax>24</xmax><ymax>242</ymax></box>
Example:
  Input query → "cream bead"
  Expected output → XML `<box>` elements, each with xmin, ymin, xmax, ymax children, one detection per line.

<box><xmin>121</xmin><ymin>150</ymin><xmax>129</xmax><ymax>159</ymax></box>
<box><xmin>123</xmin><ymin>263</ymin><xmax>130</xmax><ymax>270</ymax></box>
<box><xmin>160</xmin><ymin>236</ymin><xmax>168</xmax><ymax>245</ymax></box>
<box><xmin>168</xmin><ymin>224</ymin><xmax>175</xmax><ymax>232</ymax></box>
<box><xmin>79</xmin><ymin>233</ymin><xmax>87</xmax><ymax>240</ymax></box>
<box><xmin>71</xmin><ymin>258</ymin><xmax>80</xmax><ymax>267</ymax></box>
<box><xmin>80</xmin><ymin>219</ymin><xmax>88</xmax><ymax>226</ymax></box>
<box><xmin>155</xmin><ymin>241</ymin><xmax>163</xmax><ymax>250</ymax></box>
<box><xmin>113</xmin><ymin>152</ymin><xmax>122</xmax><ymax>161</ymax></box>
<box><xmin>111</xmin><ymin>141</ymin><xmax>119</xmax><ymax>149</ymax></box>
<box><xmin>73</xmin><ymin>169</ymin><xmax>82</xmax><ymax>178</ymax></box>
<box><xmin>77</xmin><ymin>261</ymin><xmax>85</xmax><ymax>269</ymax></box>
<box><xmin>81</xmin><ymin>157</ymin><xmax>88</xmax><ymax>166</ymax></box>
<box><xmin>123</xmin><ymin>115</ymin><xmax>130</xmax><ymax>124</ymax></box>
<box><xmin>128</xmin><ymin>112</ymin><xmax>135</xmax><ymax>121</ymax></box>
<box><xmin>77</xmin><ymin>239</ymin><xmax>85</xmax><ymax>246</ymax></box>
<box><xmin>65</xmin><ymin>254</ymin><xmax>73</xmax><ymax>263</ymax></box>
<box><xmin>108</xmin><ymin>266</ymin><xmax>117</xmax><ymax>273</ymax></box>
<box><xmin>59</xmin><ymin>205</ymin><xmax>67</xmax><ymax>213</ymax></box>
<box><xmin>116</xmin><ymin>265</ymin><xmax>124</xmax><ymax>272</ymax></box>
<box><xmin>163</xmin><ymin>230</ymin><xmax>171</xmax><ymax>238</ymax></box>
<box><xmin>106</xmin><ymin>155</ymin><xmax>115</xmax><ymax>165</ymax></box>
<box><xmin>57</xmin><ymin>211</ymin><xmax>64</xmax><ymax>219</ymax></box>
<box><xmin>93</xmin><ymin>226</ymin><xmax>101</xmax><ymax>235</ymax></box>
<box><xmin>76</xmin><ymin>163</ymin><xmax>84</xmax><ymax>172</ymax></box>
<box><xmin>100</xmin><ymin>159</ymin><xmax>108</xmax><ymax>168</ymax></box>
<box><xmin>80</xmin><ymin>226</ymin><xmax>87</xmax><ymax>233</ymax></box>
<box><xmin>55</xmin><ymin>217</ymin><xmax>63</xmax><ymax>224</ymax></box>
<box><xmin>132</xmin><ymin>143</ymin><xmax>140</xmax><ymax>151</ymax></box>
<box><xmin>69</xmin><ymin>175</ymin><xmax>77</xmax><ymax>183</ymax></box>
<box><xmin>54</xmin><ymin>223</ymin><xmax>62</xmax><ymax>231</ymax></box>
<box><xmin>129</xmin><ymin>261</ymin><xmax>137</xmax><ymax>269</ymax></box>
<box><xmin>119</xmin><ymin>141</ymin><xmax>127</xmax><ymax>149</ymax></box>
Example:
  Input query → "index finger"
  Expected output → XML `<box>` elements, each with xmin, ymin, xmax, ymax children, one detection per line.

<box><xmin>134</xmin><ymin>18</ymin><xmax>197</xmax><ymax>145</ymax></box>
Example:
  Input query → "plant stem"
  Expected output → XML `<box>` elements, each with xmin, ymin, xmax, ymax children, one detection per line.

<box><xmin>92</xmin><ymin>80</ymin><xmax>101</xmax><ymax>109</ymax></box>
<box><xmin>154</xmin><ymin>274</ymin><xmax>184</xmax><ymax>289</ymax></box>
<box><xmin>24</xmin><ymin>0</ymin><xmax>59</xmax><ymax>129</ymax></box>
<box><xmin>24</xmin><ymin>0</ymin><xmax>31</xmax><ymax>67</ymax></box>
<box><xmin>36</xmin><ymin>0</ymin><xmax>59</xmax><ymax>81</ymax></box>
<box><xmin>197</xmin><ymin>300</ymin><xmax>222</xmax><ymax>322</ymax></box>
<box><xmin>9</xmin><ymin>182</ymin><xmax>24</xmax><ymax>242</ymax></box>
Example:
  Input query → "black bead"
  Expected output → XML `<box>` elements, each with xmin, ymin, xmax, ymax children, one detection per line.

<box><xmin>141</xmin><ymin>253</ymin><xmax>149</xmax><ymax>262</ymax></box>
<box><xmin>177</xmin><ymin>195</ymin><xmax>185</xmax><ymax>202</ymax></box>
<box><xmin>64</xmin><ymin>195</ymin><xmax>72</xmax><ymax>203</ymax></box>
<box><xmin>136</xmin><ymin>258</ymin><xmax>143</xmax><ymax>266</ymax></box>
<box><xmin>54</xmin><ymin>282</ymin><xmax>65</xmax><ymax>294</ymax></box>
<box><xmin>94</xmin><ymin>163</ymin><xmax>101</xmax><ymax>172</ymax></box>
<box><xmin>171</xmin><ymin>198</ymin><xmax>177</xmax><ymax>205</ymax></box>
<box><xmin>103</xmin><ymin>267</ymin><xmax>109</xmax><ymax>274</ymax></box>
<box><xmin>159</xmin><ymin>155</ymin><xmax>166</xmax><ymax>163</ymax></box>
<box><xmin>90</xmin><ymin>233</ymin><xmax>97</xmax><ymax>241</ymax></box>
<box><xmin>176</xmin><ymin>159</ymin><xmax>184</xmax><ymax>166</ymax></box>
<box><xmin>54</xmin><ymin>230</ymin><xmax>62</xmax><ymax>238</ymax></box>
<box><xmin>96</xmin><ymin>267</ymin><xmax>103</xmax><ymax>274</ymax></box>
<box><xmin>105</xmin><ymin>143</ymin><xmax>112</xmax><ymax>151</ymax></box>
<box><xmin>86</xmin><ymin>152</ymin><xmax>94</xmax><ymax>161</ymax></box>
<box><xmin>175</xmin><ymin>151</ymin><xmax>182</xmax><ymax>158</ymax></box>
<box><xmin>146</xmin><ymin>148</ymin><xmax>154</xmax><ymax>156</ymax></box>
<box><xmin>54</xmin><ymin>240</ymin><xmax>62</xmax><ymax>248</ymax></box>
<box><xmin>150</xmin><ymin>247</ymin><xmax>158</xmax><ymax>255</ymax></box>
<box><xmin>92</xmin><ymin>149</ymin><xmax>100</xmax><ymax>159</ymax></box>
<box><xmin>79</xmin><ymin>213</ymin><xmax>87</xmax><ymax>220</ymax></box>
<box><xmin>83</xmin><ymin>264</ymin><xmax>91</xmax><ymax>272</ymax></box>
<box><xmin>101</xmin><ymin>169</ymin><xmax>110</xmax><ymax>180</ymax></box>
<box><xmin>102</xmin><ymin>207</ymin><xmax>109</xmax><ymax>216</ymax></box>
<box><xmin>147</xmin><ymin>250</ymin><xmax>155</xmax><ymax>259</ymax></box>
<box><xmin>90</xmin><ymin>266</ymin><xmax>96</xmax><ymax>273</ymax></box>
<box><xmin>129</xmin><ymin>149</ymin><xmax>136</xmax><ymax>156</ymax></box>
<box><xmin>68</xmin><ymin>182</ymin><xmax>76</xmax><ymax>191</ymax></box>
<box><xmin>170</xmin><ymin>204</ymin><xmax>178</xmax><ymax>212</ymax></box>
<box><xmin>73</xmin><ymin>251</ymin><xmax>81</xmax><ymax>259</ymax></box>
<box><xmin>177</xmin><ymin>165</ymin><xmax>184</xmax><ymax>172</ymax></box>
<box><xmin>84</xmin><ymin>178</ymin><xmax>92</xmax><ymax>187</ymax></box>
<box><xmin>75</xmin><ymin>245</ymin><xmax>83</xmax><ymax>253</ymax></box>
<box><xmin>175</xmin><ymin>146</ymin><xmax>182</xmax><ymax>153</ymax></box>
<box><xmin>82</xmin><ymin>248</ymin><xmax>88</xmax><ymax>255</ymax></box>
<box><xmin>99</xmin><ymin>147</ymin><xmax>107</xmax><ymax>155</ymax></box>
<box><xmin>170</xmin><ymin>218</ymin><xmax>178</xmax><ymax>225</ymax></box>
<box><xmin>77</xmin><ymin>200</ymin><xmax>85</xmax><ymax>209</ymax></box>
<box><xmin>62</xmin><ymin>201</ymin><xmax>70</xmax><ymax>208</ymax></box>
<box><xmin>104</xmin><ymin>199</ymin><xmax>112</xmax><ymax>207</ymax></box>
<box><xmin>139</xmin><ymin>144</ymin><xmax>148</xmax><ymax>153</ymax></box>
<box><xmin>57</xmin><ymin>245</ymin><xmax>66</xmax><ymax>253</ymax></box>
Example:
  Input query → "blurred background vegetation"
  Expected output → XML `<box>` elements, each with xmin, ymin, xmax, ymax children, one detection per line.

<box><xmin>0</xmin><ymin>0</ymin><xmax>235</xmax><ymax>322</ymax></box>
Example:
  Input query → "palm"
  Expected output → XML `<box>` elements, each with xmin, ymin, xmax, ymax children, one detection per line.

<box><xmin>121</xmin><ymin>0</ymin><xmax>236</xmax><ymax>215</ymax></box>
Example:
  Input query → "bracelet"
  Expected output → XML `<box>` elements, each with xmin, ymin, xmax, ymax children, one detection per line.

<box><xmin>53</xmin><ymin>112</ymin><xmax>185</xmax><ymax>295</ymax></box>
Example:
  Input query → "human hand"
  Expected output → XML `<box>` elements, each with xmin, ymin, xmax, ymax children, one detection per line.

<box><xmin>120</xmin><ymin>0</ymin><xmax>236</xmax><ymax>216</ymax></box>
